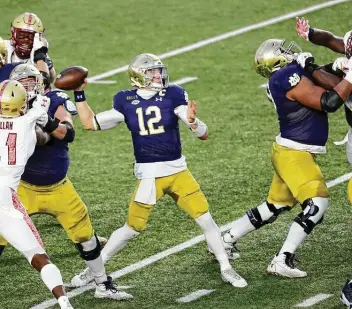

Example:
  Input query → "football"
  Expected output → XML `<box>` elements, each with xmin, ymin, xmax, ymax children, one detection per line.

<box><xmin>54</xmin><ymin>66</ymin><xmax>88</xmax><ymax>90</ymax></box>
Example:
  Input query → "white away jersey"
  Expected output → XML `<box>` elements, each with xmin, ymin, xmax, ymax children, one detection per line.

<box><xmin>0</xmin><ymin>107</ymin><xmax>46</xmax><ymax>190</ymax></box>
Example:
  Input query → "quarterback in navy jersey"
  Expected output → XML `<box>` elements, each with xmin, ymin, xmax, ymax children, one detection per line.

<box><xmin>222</xmin><ymin>39</ymin><xmax>352</xmax><ymax>279</ymax></box>
<box><xmin>70</xmin><ymin>53</ymin><xmax>247</xmax><ymax>288</ymax></box>
<box><xmin>0</xmin><ymin>63</ymin><xmax>132</xmax><ymax>301</ymax></box>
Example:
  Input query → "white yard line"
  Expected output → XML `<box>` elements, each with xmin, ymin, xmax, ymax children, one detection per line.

<box><xmin>295</xmin><ymin>293</ymin><xmax>332</xmax><ymax>307</ymax></box>
<box><xmin>87</xmin><ymin>0</ymin><xmax>349</xmax><ymax>83</ymax></box>
<box><xmin>30</xmin><ymin>172</ymin><xmax>352</xmax><ymax>309</ymax></box>
<box><xmin>89</xmin><ymin>76</ymin><xmax>199</xmax><ymax>86</ymax></box>
<box><xmin>171</xmin><ymin>76</ymin><xmax>198</xmax><ymax>86</ymax></box>
<box><xmin>176</xmin><ymin>289</ymin><xmax>215</xmax><ymax>303</ymax></box>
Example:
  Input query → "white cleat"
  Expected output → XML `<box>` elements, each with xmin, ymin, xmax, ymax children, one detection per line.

<box><xmin>208</xmin><ymin>233</ymin><xmax>240</xmax><ymax>261</ymax></box>
<box><xmin>223</xmin><ymin>241</ymin><xmax>241</xmax><ymax>260</ymax></box>
<box><xmin>97</xmin><ymin>236</ymin><xmax>107</xmax><ymax>248</ymax></box>
<box><xmin>221</xmin><ymin>267</ymin><xmax>248</xmax><ymax>288</ymax></box>
<box><xmin>267</xmin><ymin>252</ymin><xmax>307</xmax><ymax>278</ymax></box>
<box><xmin>70</xmin><ymin>267</ymin><xmax>94</xmax><ymax>287</ymax></box>
<box><xmin>95</xmin><ymin>276</ymin><xmax>133</xmax><ymax>301</ymax></box>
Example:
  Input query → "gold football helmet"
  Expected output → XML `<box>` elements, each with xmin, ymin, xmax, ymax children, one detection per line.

<box><xmin>0</xmin><ymin>37</ymin><xmax>7</xmax><ymax>68</ymax></box>
<box><xmin>128</xmin><ymin>53</ymin><xmax>169</xmax><ymax>91</ymax></box>
<box><xmin>11</xmin><ymin>12</ymin><xmax>45</xmax><ymax>58</ymax></box>
<box><xmin>10</xmin><ymin>63</ymin><xmax>44</xmax><ymax>101</ymax></box>
<box><xmin>254</xmin><ymin>39</ymin><xmax>302</xmax><ymax>78</ymax></box>
<box><xmin>0</xmin><ymin>80</ymin><xmax>27</xmax><ymax>118</ymax></box>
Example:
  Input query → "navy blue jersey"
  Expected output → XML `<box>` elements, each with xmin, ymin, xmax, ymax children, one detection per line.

<box><xmin>21</xmin><ymin>90</ymin><xmax>71</xmax><ymax>185</ymax></box>
<box><xmin>0</xmin><ymin>62</ymin><xmax>22</xmax><ymax>82</ymax></box>
<box><xmin>113</xmin><ymin>85</ymin><xmax>188</xmax><ymax>163</ymax></box>
<box><xmin>268</xmin><ymin>62</ymin><xmax>328</xmax><ymax>146</ymax></box>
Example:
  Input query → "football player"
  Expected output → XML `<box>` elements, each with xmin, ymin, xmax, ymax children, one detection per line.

<box><xmin>0</xmin><ymin>64</ymin><xmax>133</xmax><ymax>301</ymax></box>
<box><xmin>4</xmin><ymin>12</ymin><xmax>55</xmax><ymax>85</ymax></box>
<box><xmin>69</xmin><ymin>53</ymin><xmax>247</xmax><ymax>288</ymax></box>
<box><xmin>221</xmin><ymin>39</ymin><xmax>352</xmax><ymax>278</ymax></box>
<box><xmin>296</xmin><ymin>18</ymin><xmax>352</xmax><ymax>307</ymax></box>
<box><xmin>0</xmin><ymin>79</ymin><xmax>73</xmax><ymax>309</ymax></box>
<box><xmin>0</xmin><ymin>36</ymin><xmax>49</xmax><ymax>84</ymax></box>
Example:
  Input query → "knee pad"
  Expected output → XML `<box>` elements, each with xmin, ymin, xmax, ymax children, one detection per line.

<box><xmin>75</xmin><ymin>234</ymin><xmax>101</xmax><ymax>261</ymax></box>
<box><xmin>294</xmin><ymin>197</ymin><xmax>328</xmax><ymax>234</ymax></box>
<box><xmin>246</xmin><ymin>201</ymin><xmax>290</xmax><ymax>229</ymax></box>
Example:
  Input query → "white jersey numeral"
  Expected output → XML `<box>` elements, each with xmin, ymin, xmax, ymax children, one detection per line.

<box><xmin>136</xmin><ymin>106</ymin><xmax>165</xmax><ymax>136</ymax></box>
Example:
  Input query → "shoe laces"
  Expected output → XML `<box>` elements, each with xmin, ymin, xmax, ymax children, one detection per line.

<box><xmin>103</xmin><ymin>276</ymin><xmax>118</xmax><ymax>293</ymax></box>
<box><xmin>284</xmin><ymin>252</ymin><xmax>300</xmax><ymax>269</ymax></box>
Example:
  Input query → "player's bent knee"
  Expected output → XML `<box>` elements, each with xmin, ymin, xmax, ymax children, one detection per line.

<box><xmin>127</xmin><ymin>217</ymin><xmax>148</xmax><ymax>232</ymax></box>
<box><xmin>24</xmin><ymin>247</ymin><xmax>47</xmax><ymax>264</ymax></box>
<box><xmin>246</xmin><ymin>201</ymin><xmax>290</xmax><ymax>229</ymax></box>
<box><xmin>294</xmin><ymin>197</ymin><xmax>328</xmax><ymax>234</ymax></box>
<box><xmin>75</xmin><ymin>234</ymin><xmax>101</xmax><ymax>261</ymax></box>
<box><xmin>297</xmin><ymin>180</ymin><xmax>328</xmax><ymax>203</ymax></box>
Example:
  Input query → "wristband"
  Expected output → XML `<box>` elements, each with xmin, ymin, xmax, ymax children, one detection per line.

<box><xmin>74</xmin><ymin>91</ymin><xmax>86</xmax><ymax>102</ymax></box>
<box><xmin>308</xmin><ymin>28</ymin><xmax>315</xmax><ymax>41</ymax></box>
<box><xmin>44</xmin><ymin>117</ymin><xmax>60</xmax><ymax>133</ymax></box>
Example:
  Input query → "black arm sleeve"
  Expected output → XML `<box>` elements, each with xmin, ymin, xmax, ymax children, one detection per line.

<box><xmin>345</xmin><ymin>105</ymin><xmax>352</xmax><ymax>127</ymax></box>
<box><xmin>320</xmin><ymin>89</ymin><xmax>344</xmax><ymax>113</ymax></box>
<box><xmin>61</xmin><ymin>121</ymin><xmax>75</xmax><ymax>143</ymax></box>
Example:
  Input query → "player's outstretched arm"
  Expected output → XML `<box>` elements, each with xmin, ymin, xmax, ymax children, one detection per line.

<box><xmin>72</xmin><ymin>80</ymin><xmax>98</xmax><ymax>130</ymax></box>
<box><xmin>72</xmin><ymin>80</ymin><xmax>125</xmax><ymax>131</ymax></box>
<box><xmin>174</xmin><ymin>100</ymin><xmax>208</xmax><ymax>140</ymax></box>
<box><xmin>287</xmin><ymin>68</ymin><xmax>352</xmax><ymax>113</ymax></box>
<box><xmin>296</xmin><ymin>17</ymin><xmax>345</xmax><ymax>54</ymax></box>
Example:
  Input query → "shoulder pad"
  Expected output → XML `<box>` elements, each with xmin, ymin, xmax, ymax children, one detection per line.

<box><xmin>269</xmin><ymin>62</ymin><xmax>306</xmax><ymax>93</ymax></box>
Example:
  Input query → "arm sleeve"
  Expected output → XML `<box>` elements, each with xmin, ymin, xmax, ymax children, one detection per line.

<box><xmin>174</xmin><ymin>105</ymin><xmax>207</xmax><ymax>137</ymax></box>
<box><xmin>95</xmin><ymin>108</ymin><xmax>125</xmax><ymax>130</ymax></box>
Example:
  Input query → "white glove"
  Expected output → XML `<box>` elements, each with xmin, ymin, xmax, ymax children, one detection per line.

<box><xmin>32</xmin><ymin>95</ymin><xmax>50</xmax><ymax>112</ymax></box>
<box><xmin>296</xmin><ymin>17</ymin><xmax>310</xmax><ymax>41</ymax></box>
<box><xmin>343</xmin><ymin>57</ymin><xmax>352</xmax><ymax>83</ymax></box>
<box><xmin>294</xmin><ymin>52</ymin><xmax>313</xmax><ymax>69</ymax></box>
<box><xmin>332</xmin><ymin>57</ymin><xmax>349</xmax><ymax>75</ymax></box>
<box><xmin>35</xmin><ymin>112</ymin><xmax>48</xmax><ymax>127</ymax></box>
<box><xmin>30</xmin><ymin>33</ymin><xmax>46</xmax><ymax>64</ymax></box>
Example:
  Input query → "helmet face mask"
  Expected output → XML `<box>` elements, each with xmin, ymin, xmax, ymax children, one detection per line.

<box><xmin>0</xmin><ymin>80</ymin><xmax>27</xmax><ymax>118</ymax></box>
<box><xmin>10</xmin><ymin>64</ymin><xmax>44</xmax><ymax>102</ymax></box>
<box><xmin>254</xmin><ymin>39</ymin><xmax>302</xmax><ymax>78</ymax></box>
<box><xmin>128</xmin><ymin>53</ymin><xmax>169</xmax><ymax>91</ymax></box>
<box><xmin>11</xmin><ymin>12</ymin><xmax>44</xmax><ymax>58</ymax></box>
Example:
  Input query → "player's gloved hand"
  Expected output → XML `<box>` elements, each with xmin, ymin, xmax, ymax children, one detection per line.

<box><xmin>296</xmin><ymin>17</ymin><xmax>310</xmax><ymax>41</ymax></box>
<box><xmin>30</xmin><ymin>33</ymin><xmax>48</xmax><ymax>63</ymax></box>
<box><xmin>343</xmin><ymin>57</ymin><xmax>352</xmax><ymax>83</ymax></box>
<box><xmin>332</xmin><ymin>57</ymin><xmax>349</xmax><ymax>75</ymax></box>
<box><xmin>295</xmin><ymin>52</ymin><xmax>314</xmax><ymax>69</ymax></box>
<box><xmin>344</xmin><ymin>30</ymin><xmax>352</xmax><ymax>59</ymax></box>
<box><xmin>32</xmin><ymin>94</ymin><xmax>50</xmax><ymax>112</ymax></box>
<box><xmin>36</xmin><ymin>112</ymin><xmax>49</xmax><ymax>127</ymax></box>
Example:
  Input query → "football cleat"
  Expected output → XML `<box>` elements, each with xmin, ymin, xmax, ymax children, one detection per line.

<box><xmin>267</xmin><ymin>252</ymin><xmax>307</xmax><ymax>278</ymax></box>
<box><xmin>221</xmin><ymin>267</ymin><xmax>248</xmax><ymax>288</ymax></box>
<box><xmin>70</xmin><ymin>267</ymin><xmax>94</xmax><ymax>287</ymax></box>
<box><xmin>341</xmin><ymin>279</ymin><xmax>352</xmax><ymax>308</ymax></box>
<box><xmin>95</xmin><ymin>276</ymin><xmax>133</xmax><ymax>300</ymax></box>
<box><xmin>208</xmin><ymin>232</ymin><xmax>240</xmax><ymax>261</ymax></box>
<box><xmin>97</xmin><ymin>235</ymin><xmax>107</xmax><ymax>248</ymax></box>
